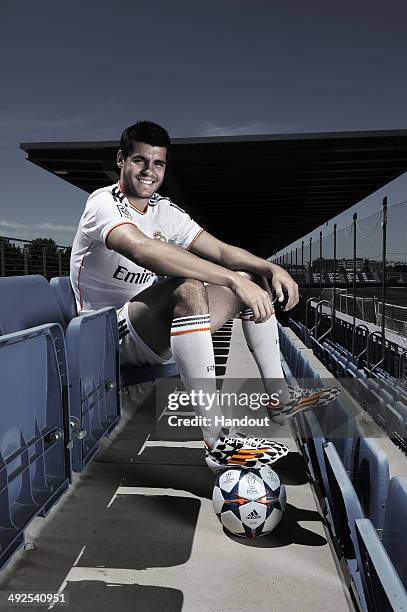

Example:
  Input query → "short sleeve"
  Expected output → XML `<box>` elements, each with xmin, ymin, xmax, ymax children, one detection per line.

<box><xmin>81</xmin><ymin>190</ymin><xmax>137</xmax><ymax>245</ymax></box>
<box><xmin>167</xmin><ymin>201</ymin><xmax>203</xmax><ymax>250</ymax></box>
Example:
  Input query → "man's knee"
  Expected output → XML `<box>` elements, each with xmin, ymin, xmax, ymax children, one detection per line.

<box><xmin>173</xmin><ymin>278</ymin><xmax>208</xmax><ymax>309</ymax></box>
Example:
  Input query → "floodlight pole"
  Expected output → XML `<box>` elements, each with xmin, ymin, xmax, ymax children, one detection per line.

<box><xmin>381</xmin><ymin>197</ymin><xmax>388</xmax><ymax>364</ymax></box>
<box><xmin>319</xmin><ymin>230</ymin><xmax>323</xmax><ymax>289</ymax></box>
<box><xmin>333</xmin><ymin>224</ymin><xmax>337</xmax><ymax>337</ymax></box>
<box><xmin>352</xmin><ymin>213</ymin><xmax>357</xmax><ymax>337</ymax></box>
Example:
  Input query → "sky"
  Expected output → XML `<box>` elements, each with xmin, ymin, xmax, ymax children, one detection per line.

<box><xmin>1</xmin><ymin>0</ymin><xmax>407</xmax><ymax>249</ymax></box>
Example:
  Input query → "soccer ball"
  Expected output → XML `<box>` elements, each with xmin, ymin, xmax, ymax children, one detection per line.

<box><xmin>212</xmin><ymin>466</ymin><xmax>286</xmax><ymax>538</ymax></box>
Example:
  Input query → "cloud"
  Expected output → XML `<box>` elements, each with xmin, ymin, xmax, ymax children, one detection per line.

<box><xmin>0</xmin><ymin>106</ymin><xmax>118</xmax><ymax>145</ymax></box>
<box><xmin>194</xmin><ymin>120</ymin><xmax>295</xmax><ymax>137</ymax></box>
<box><xmin>0</xmin><ymin>220</ymin><xmax>75</xmax><ymax>245</ymax></box>
<box><xmin>0</xmin><ymin>220</ymin><xmax>76</xmax><ymax>232</ymax></box>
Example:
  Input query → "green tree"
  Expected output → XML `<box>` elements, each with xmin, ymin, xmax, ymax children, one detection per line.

<box><xmin>26</xmin><ymin>237</ymin><xmax>58</xmax><ymax>278</ymax></box>
<box><xmin>0</xmin><ymin>238</ymin><xmax>24</xmax><ymax>276</ymax></box>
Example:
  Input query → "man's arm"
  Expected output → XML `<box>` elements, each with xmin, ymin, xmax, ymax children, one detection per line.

<box><xmin>189</xmin><ymin>230</ymin><xmax>299</xmax><ymax>310</ymax></box>
<box><xmin>106</xmin><ymin>223</ymin><xmax>274</xmax><ymax>322</ymax></box>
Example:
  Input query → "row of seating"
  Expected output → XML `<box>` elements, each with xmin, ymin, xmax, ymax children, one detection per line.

<box><xmin>291</xmin><ymin>319</ymin><xmax>407</xmax><ymax>455</ymax></box>
<box><xmin>0</xmin><ymin>275</ymin><xmax>123</xmax><ymax>568</ymax></box>
<box><xmin>278</xmin><ymin>323</ymin><xmax>407</xmax><ymax>611</ymax></box>
<box><xmin>0</xmin><ymin>274</ymin><xmax>179</xmax><ymax>570</ymax></box>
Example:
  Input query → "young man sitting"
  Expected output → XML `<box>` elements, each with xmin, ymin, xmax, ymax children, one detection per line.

<box><xmin>70</xmin><ymin>121</ymin><xmax>339</xmax><ymax>473</ymax></box>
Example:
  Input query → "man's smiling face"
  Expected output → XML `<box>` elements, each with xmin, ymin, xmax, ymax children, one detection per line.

<box><xmin>118</xmin><ymin>141</ymin><xmax>167</xmax><ymax>202</ymax></box>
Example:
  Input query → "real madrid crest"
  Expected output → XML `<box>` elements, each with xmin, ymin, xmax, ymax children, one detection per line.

<box><xmin>153</xmin><ymin>229</ymin><xmax>167</xmax><ymax>243</ymax></box>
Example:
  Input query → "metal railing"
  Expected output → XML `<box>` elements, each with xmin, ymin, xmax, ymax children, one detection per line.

<box><xmin>0</xmin><ymin>236</ymin><xmax>71</xmax><ymax>280</ymax></box>
<box><xmin>272</xmin><ymin>197</ymin><xmax>407</xmax><ymax>343</ymax></box>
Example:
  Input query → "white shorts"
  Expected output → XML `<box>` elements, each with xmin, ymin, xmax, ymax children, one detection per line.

<box><xmin>116</xmin><ymin>301</ymin><xmax>174</xmax><ymax>367</ymax></box>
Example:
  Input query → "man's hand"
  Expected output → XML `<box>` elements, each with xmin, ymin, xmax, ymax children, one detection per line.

<box><xmin>232</xmin><ymin>275</ymin><xmax>274</xmax><ymax>323</ymax></box>
<box><xmin>268</xmin><ymin>265</ymin><xmax>299</xmax><ymax>310</ymax></box>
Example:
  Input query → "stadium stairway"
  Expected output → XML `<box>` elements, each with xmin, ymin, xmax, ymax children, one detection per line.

<box><xmin>0</xmin><ymin>317</ymin><xmax>357</xmax><ymax>611</ymax></box>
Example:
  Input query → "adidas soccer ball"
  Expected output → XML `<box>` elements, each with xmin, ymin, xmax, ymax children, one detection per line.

<box><xmin>212</xmin><ymin>467</ymin><xmax>286</xmax><ymax>538</ymax></box>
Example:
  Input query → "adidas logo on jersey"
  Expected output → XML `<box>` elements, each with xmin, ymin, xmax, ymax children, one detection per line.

<box><xmin>116</xmin><ymin>204</ymin><xmax>132</xmax><ymax>219</ymax></box>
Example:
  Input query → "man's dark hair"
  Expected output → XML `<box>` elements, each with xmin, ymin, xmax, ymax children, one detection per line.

<box><xmin>120</xmin><ymin>121</ymin><xmax>171</xmax><ymax>159</ymax></box>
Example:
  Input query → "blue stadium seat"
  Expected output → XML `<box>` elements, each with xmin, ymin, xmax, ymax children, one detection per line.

<box><xmin>350</xmin><ymin>437</ymin><xmax>390</xmax><ymax>530</ymax></box>
<box><xmin>296</xmin><ymin>410</ymin><xmax>328</xmax><ymax>497</ymax></box>
<box><xmin>379</xmin><ymin>388</ymin><xmax>395</xmax><ymax>410</ymax></box>
<box><xmin>310</xmin><ymin>337</ymin><xmax>324</xmax><ymax>361</ymax></box>
<box><xmin>357</xmin><ymin>368</ymin><xmax>368</xmax><ymax>380</ymax></box>
<box><xmin>393</xmin><ymin>400</ymin><xmax>407</xmax><ymax>422</ymax></box>
<box><xmin>0</xmin><ymin>275</ymin><xmax>119</xmax><ymax>472</ymax></box>
<box><xmin>50</xmin><ymin>276</ymin><xmax>179</xmax><ymax>385</ymax></box>
<box><xmin>337</xmin><ymin>354</ymin><xmax>348</xmax><ymax>367</ymax></box>
<box><xmin>323</xmin><ymin>442</ymin><xmax>366</xmax><ymax>609</ymax></box>
<box><xmin>382</xmin><ymin>477</ymin><xmax>407</xmax><ymax>592</ymax></box>
<box><xmin>367</xmin><ymin>378</ymin><xmax>381</xmax><ymax>394</ymax></box>
<box><xmin>347</xmin><ymin>362</ymin><xmax>358</xmax><ymax>374</ymax></box>
<box><xmin>50</xmin><ymin>275</ymin><xmax>78</xmax><ymax>323</ymax></box>
<box><xmin>381</xmin><ymin>383</ymin><xmax>404</xmax><ymax>405</ymax></box>
<box><xmin>0</xmin><ymin>325</ymin><xmax>70</xmax><ymax>569</ymax></box>
<box><xmin>322</xmin><ymin>346</ymin><xmax>333</xmax><ymax>370</ymax></box>
<box><xmin>355</xmin><ymin>519</ymin><xmax>407</xmax><ymax>612</ymax></box>
<box><xmin>385</xmin><ymin>404</ymin><xmax>407</xmax><ymax>451</ymax></box>
<box><xmin>359</xmin><ymin>387</ymin><xmax>387</xmax><ymax>426</ymax></box>
<box><xmin>293</xmin><ymin>349</ymin><xmax>308</xmax><ymax>379</ymax></box>
<box><xmin>344</xmin><ymin>349</ymin><xmax>353</xmax><ymax>361</ymax></box>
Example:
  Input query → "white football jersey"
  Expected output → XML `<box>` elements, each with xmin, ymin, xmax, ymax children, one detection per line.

<box><xmin>70</xmin><ymin>183</ymin><xmax>203</xmax><ymax>312</ymax></box>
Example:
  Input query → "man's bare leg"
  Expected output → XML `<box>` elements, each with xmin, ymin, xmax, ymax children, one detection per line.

<box><xmin>127</xmin><ymin>277</ymin><xmax>239</xmax><ymax>445</ymax></box>
<box><xmin>126</xmin><ymin>278</ymin><xmax>242</xmax><ymax>356</ymax></box>
<box><xmin>126</xmin><ymin>276</ymin><xmax>257</xmax><ymax>445</ymax></box>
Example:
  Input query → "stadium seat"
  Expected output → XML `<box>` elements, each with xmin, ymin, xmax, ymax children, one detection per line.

<box><xmin>321</xmin><ymin>345</ymin><xmax>332</xmax><ymax>369</ymax></box>
<box><xmin>382</xmin><ymin>477</ymin><xmax>407</xmax><ymax>591</ymax></box>
<box><xmin>323</xmin><ymin>442</ymin><xmax>367</xmax><ymax>609</ymax></box>
<box><xmin>358</xmin><ymin>387</ymin><xmax>387</xmax><ymax>426</ymax></box>
<box><xmin>366</xmin><ymin>378</ymin><xmax>381</xmax><ymax>394</ymax></box>
<box><xmin>357</xmin><ymin>368</ymin><xmax>368</xmax><ymax>380</ymax></box>
<box><xmin>50</xmin><ymin>275</ymin><xmax>78</xmax><ymax>322</ymax></box>
<box><xmin>385</xmin><ymin>404</ymin><xmax>407</xmax><ymax>451</ymax></box>
<box><xmin>50</xmin><ymin>276</ymin><xmax>179</xmax><ymax>386</ymax></box>
<box><xmin>337</xmin><ymin>354</ymin><xmax>348</xmax><ymax>367</ymax></box>
<box><xmin>380</xmin><ymin>383</ymin><xmax>401</xmax><ymax>404</ymax></box>
<box><xmin>347</xmin><ymin>362</ymin><xmax>358</xmax><ymax>374</ymax></box>
<box><xmin>297</xmin><ymin>410</ymin><xmax>329</xmax><ymax>499</ymax></box>
<box><xmin>293</xmin><ymin>349</ymin><xmax>308</xmax><ymax>379</ymax></box>
<box><xmin>350</xmin><ymin>437</ymin><xmax>390</xmax><ymax>530</ymax></box>
<box><xmin>378</xmin><ymin>388</ymin><xmax>395</xmax><ymax>412</ymax></box>
<box><xmin>0</xmin><ymin>325</ymin><xmax>70</xmax><ymax>569</ymax></box>
<box><xmin>0</xmin><ymin>275</ymin><xmax>119</xmax><ymax>472</ymax></box>
<box><xmin>338</xmin><ymin>360</ymin><xmax>349</xmax><ymax>378</ymax></box>
<box><xmin>393</xmin><ymin>399</ymin><xmax>407</xmax><ymax>422</ymax></box>
<box><xmin>355</xmin><ymin>519</ymin><xmax>407</xmax><ymax>611</ymax></box>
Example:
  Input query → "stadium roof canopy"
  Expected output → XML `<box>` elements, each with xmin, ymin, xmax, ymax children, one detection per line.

<box><xmin>21</xmin><ymin>129</ymin><xmax>407</xmax><ymax>257</ymax></box>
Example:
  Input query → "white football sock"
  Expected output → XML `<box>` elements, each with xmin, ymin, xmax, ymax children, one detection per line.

<box><xmin>240</xmin><ymin>309</ymin><xmax>290</xmax><ymax>406</ymax></box>
<box><xmin>170</xmin><ymin>314</ymin><xmax>221</xmax><ymax>446</ymax></box>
